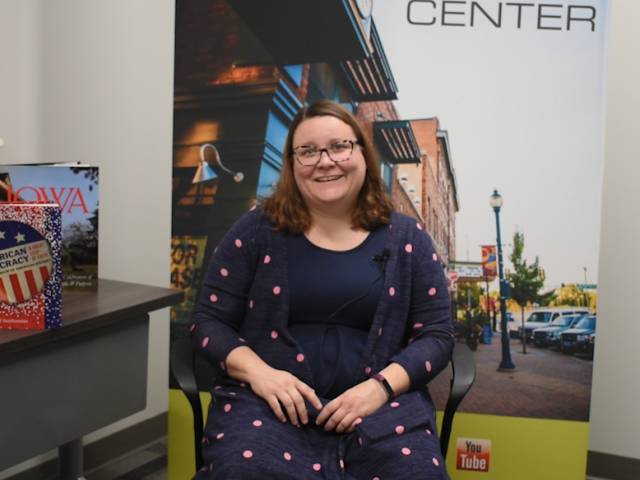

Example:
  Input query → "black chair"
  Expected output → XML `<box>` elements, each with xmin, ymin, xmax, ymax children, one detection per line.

<box><xmin>170</xmin><ymin>338</ymin><xmax>475</xmax><ymax>471</ymax></box>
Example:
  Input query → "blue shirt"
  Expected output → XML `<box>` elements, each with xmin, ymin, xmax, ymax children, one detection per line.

<box><xmin>286</xmin><ymin>227</ymin><xmax>388</xmax><ymax>397</ymax></box>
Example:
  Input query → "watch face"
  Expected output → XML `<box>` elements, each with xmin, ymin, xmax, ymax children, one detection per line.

<box><xmin>356</xmin><ymin>0</ymin><xmax>373</xmax><ymax>18</ymax></box>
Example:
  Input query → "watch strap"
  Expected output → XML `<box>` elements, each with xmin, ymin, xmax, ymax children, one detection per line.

<box><xmin>372</xmin><ymin>373</ymin><xmax>395</xmax><ymax>399</ymax></box>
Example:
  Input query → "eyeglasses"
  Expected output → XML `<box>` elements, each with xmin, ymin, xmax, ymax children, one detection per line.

<box><xmin>292</xmin><ymin>140</ymin><xmax>360</xmax><ymax>166</ymax></box>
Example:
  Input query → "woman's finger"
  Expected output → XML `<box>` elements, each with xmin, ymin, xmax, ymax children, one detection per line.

<box><xmin>289</xmin><ymin>388</ymin><xmax>309</xmax><ymax>425</ymax></box>
<box><xmin>335</xmin><ymin>412</ymin><xmax>356</xmax><ymax>433</ymax></box>
<box><xmin>266</xmin><ymin>394</ymin><xmax>287</xmax><ymax>423</ymax></box>
<box><xmin>316</xmin><ymin>398</ymin><xmax>340</xmax><ymax>425</ymax></box>
<box><xmin>278</xmin><ymin>392</ymin><xmax>300</xmax><ymax>426</ymax></box>
<box><xmin>296</xmin><ymin>381</ymin><xmax>323</xmax><ymax>410</ymax></box>
<box><xmin>266</xmin><ymin>395</ymin><xmax>285</xmax><ymax>423</ymax></box>
<box><xmin>347</xmin><ymin>416</ymin><xmax>363</xmax><ymax>433</ymax></box>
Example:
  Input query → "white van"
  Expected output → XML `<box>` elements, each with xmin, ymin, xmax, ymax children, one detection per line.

<box><xmin>517</xmin><ymin>307</ymin><xmax>590</xmax><ymax>342</ymax></box>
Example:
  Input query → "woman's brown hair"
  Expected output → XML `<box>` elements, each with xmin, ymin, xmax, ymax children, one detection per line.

<box><xmin>261</xmin><ymin>99</ymin><xmax>393</xmax><ymax>233</ymax></box>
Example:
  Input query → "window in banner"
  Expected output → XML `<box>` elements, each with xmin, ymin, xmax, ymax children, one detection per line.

<box><xmin>257</xmin><ymin>111</ymin><xmax>287</xmax><ymax>198</ymax></box>
<box><xmin>257</xmin><ymin>158</ymin><xmax>281</xmax><ymax>198</ymax></box>
<box><xmin>283</xmin><ymin>65</ymin><xmax>303</xmax><ymax>86</ymax></box>
<box><xmin>380</xmin><ymin>159</ymin><xmax>392</xmax><ymax>193</ymax></box>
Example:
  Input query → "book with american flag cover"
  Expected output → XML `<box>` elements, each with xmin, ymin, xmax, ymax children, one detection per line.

<box><xmin>0</xmin><ymin>164</ymin><xmax>98</xmax><ymax>292</ymax></box>
<box><xmin>0</xmin><ymin>203</ymin><xmax>62</xmax><ymax>330</ymax></box>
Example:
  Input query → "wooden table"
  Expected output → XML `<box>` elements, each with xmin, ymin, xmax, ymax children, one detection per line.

<box><xmin>0</xmin><ymin>279</ymin><xmax>183</xmax><ymax>479</ymax></box>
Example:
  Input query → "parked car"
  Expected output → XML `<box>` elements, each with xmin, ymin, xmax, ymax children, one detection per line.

<box><xmin>532</xmin><ymin>314</ymin><xmax>585</xmax><ymax>348</ymax></box>
<box><xmin>560</xmin><ymin>314</ymin><xmax>597</xmax><ymax>354</ymax></box>
<box><xmin>518</xmin><ymin>307</ymin><xmax>590</xmax><ymax>343</ymax></box>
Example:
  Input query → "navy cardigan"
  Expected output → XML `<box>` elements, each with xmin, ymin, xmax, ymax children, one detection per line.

<box><xmin>191</xmin><ymin>207</ymin><xmax>454</xmax><ymax>397</ymax></box>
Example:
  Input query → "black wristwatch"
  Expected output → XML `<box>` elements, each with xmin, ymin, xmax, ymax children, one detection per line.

<box><xmin>371</xmin><ymin>373</ymin><xmax>396</xmax><ymax>399</ymax></box>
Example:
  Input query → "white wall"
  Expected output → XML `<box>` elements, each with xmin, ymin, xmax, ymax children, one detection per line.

<box><xmin>0</xmin><ymin>0</ymin><xmax>40</xmax><ymax>165</ymax></box>
<box><xmin>588</xmin><ymin>0</ymin><xmax>640</xmax><ymax>461</ymax></box>
<box><xmin>0</xmin><ymin>0</ymin><xmax>175</xmax><ymax>477</ymax></box>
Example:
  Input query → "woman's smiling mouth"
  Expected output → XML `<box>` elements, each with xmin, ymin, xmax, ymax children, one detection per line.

<box><xmin>314</xmin><ymin>175</ymin><xmax>344</xmax><ymax>182</ymax></box>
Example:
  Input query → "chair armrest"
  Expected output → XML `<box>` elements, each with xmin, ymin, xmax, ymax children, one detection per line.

<box><xmin>170</xmin><ymin>336</ymin><xmax>204</xmax><ymax>471</ymax></box>
<box><xmin>439</xmin><ymin>342</ymin><xmax>476</xmax><ymax>459</ymax></box>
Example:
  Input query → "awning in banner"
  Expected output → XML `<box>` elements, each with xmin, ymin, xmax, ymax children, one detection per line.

<box><xmin>227</xmin><ymin>0</ymin><xmax>371</xmax><ymax>64</ymax></box>
<box><xmin>373</xmin><ymin>120</ymin><xmax>421</xmax><ymax>164</ymax></box>
<box><xmin>340</xmin><ymin>21</ymin><xmax>399</xmax><ymax>101</ymax></box>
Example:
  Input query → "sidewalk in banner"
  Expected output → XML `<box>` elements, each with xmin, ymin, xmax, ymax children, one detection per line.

<box><xmin>428</xmin><ymin>334</ymin><xmax>594</xmax><ymax>422</ymax></box>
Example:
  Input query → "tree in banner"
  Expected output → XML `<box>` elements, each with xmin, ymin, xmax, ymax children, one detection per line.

<box><xmin>507</xmin><ymin>232</ymin><xmax>545</xmax><ymax>354</ymax></box>
<box><xmin>549</xmin><ymin>284</ymin><xmax>592</xmax><ymax>308</ymax></box>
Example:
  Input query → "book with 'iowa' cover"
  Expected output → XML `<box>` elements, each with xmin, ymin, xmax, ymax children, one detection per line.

<box><xmin>0</xmin><ymin>204</ymin><xmax>62</xmax><ymax>330</ymax></box>
<box><xmin>0</xmin><ymin>164</ymin><xmax>98</xmax><ymax>291</ymax></box>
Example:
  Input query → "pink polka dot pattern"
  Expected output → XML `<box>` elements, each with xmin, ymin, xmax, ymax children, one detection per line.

<box><xmin>252</xmin><ymin>420</ymin><xmax>263</xmax><ymax>427</ymax></box>
<box><xmin>339</xmin><ymin>459</ymin><xmax>345</xmax><ymax>469</ymax></box>
<box><xmin>378</xmin><ymin>327</ymin><xmax>383</xmax><ymax>336</ymax></box>
<box><xmin>264</xmin><ymin>255</ymin><xmax>271</xmax><ymax>264</ymax></box>
<box><xmin>216</xmin><ymin>432</ymin><xmax>224</xmax><ymax>440</ymax></box>
<box><xmin>220</xmin><ymin>361</ymin><xmax>226</xmax><ymax>371</ymax></box>
<box><xmin>296</xmin><ymin>353</ymin><xmax>305</xmax><ymax>362</ymax></box>
<box><xmin>432</xmin><ymin>253</ymin><xmax>438</xmax><ymax>261</ymax></box>
<box><xmin>373</xmin><ymin>477</ymin><xmax>381</xmax><ymax>480</ymax></box>
<box><xmin>312</xmin><ymin>463</ymin><xmax>322</xmax><ymax>472</ymax></box>
<box><xmin>239</xmin><ymin>337</ymin><xmax>246</xmax><ymax>343</ymax></box>
<box><xmin>249</xmin><ymin>299</ymin><xmax>254</xmax><ymax>309</ymax></box>
<box><xmin>209</xmin><ymin>293</ymin><xmax>218</xmax><ymax>303</ymax></box>
<box><xmin>388</xmin><ymin>287</ymin><xmax>396</xmax><ymax>296</ymax></box>
<box><xmin>401</xmin><ymin>447</ymin><xmax>412</xmax><ymax>456</ymax></box>
<box><xmin>405</xmin><ymin>243</ymin><xmax>413</xmax><ymax>253</ymax></box>
<box><xmin>358</xmin><ymin>436</ymin><xmax>363</xmax><ymax>446</ymax></box>
<box><xmin>273</xmin><ymin>285</ymin><xmax>281</xmax><ymax>295</ymax></box>
<box><xmin>234</xmin><ymin>238</ymin><xmax>242</xmax><ymax>248</ymax></box>
<box><xmin>395</xmin><ymin>425</ymin><xmax>405</xmax><ymax>435</ymax></box>
<box><xmin>428</xmin><ymin>287</ymin><xmax>437</xmax><ymax>296</ymax></box>
<box><xmin>433</xmin><ymin>457</ymin><xmax>440</xmax><ymax>466</ymax></box>
<box><xmin>270</xmin><ymin>330</ymin><xmax>279</xmax><ymax>339</ymax></box>
<box><xmin>417</xmin><ymin>222</ymin><xmax>423</xmax><ymax>230</ymax></box>
<box><xmin>243</xmin><ymin>450</ymin><xmax>253</xmax><ymax>459</ymax></box>
<box><xmin>283</xmin><ymin>452</ymin><xmax>292</xmax><ymax>461</ymax></box>
<box><xmin>413</xmin><ymin>322</ymin><xmax>424</xmax><ymax>329</ymax></box>
<box><xmin>223</xmin><ymin>403</ymin><xmax>232</xmax><ymax>413</ymax></box>
<box><xmin>190</xmin><ymin>323</ymin><xmax>196</xmax><ymax>332</ymax></box>
<box><xmin>201</xmin><ymin>337</ymin><xmax>210</xmax><ymax>348</ymax></box>
<box><xmin>220</xmin><ymin>268</ymin><xmax>229</xmax><ymax>277</ymax></box>
<box><xmin>250</xmin><ymin>204</ymin><xmax>257</xmax><ymax>211</ymax></box>
<box><xmin>426</xmin><ymin>361</ymin><xmax>433</xmax><ymax>373</ymax></box>
<box><xmin>390</xmin><ymin>401</ymin><xmax>400</xmax><ymax>408</ymax></box>
<box><xmin>426</xmin><ymin>428</ymin><xmax>432</xmax><ymax>435</ymax></box>
<box><xmin>364</xmin><ymin>366</ymin><xmax>372</xmax><ymax>375</ymax></box>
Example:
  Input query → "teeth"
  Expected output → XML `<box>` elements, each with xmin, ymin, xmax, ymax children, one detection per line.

<box><xmin>315</xmin><ymin>175</ymin><xmax>342</xmax><ymax>182</ymax></box>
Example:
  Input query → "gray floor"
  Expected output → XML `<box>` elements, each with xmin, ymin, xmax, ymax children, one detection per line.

<box><xmin>86</xmin><ymin>439</ymin><xmax>167</xmax><ymax>480</ymax></box>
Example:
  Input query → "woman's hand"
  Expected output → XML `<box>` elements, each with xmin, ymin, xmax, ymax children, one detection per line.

<box><xmin>315</xmin><ymin>379</ymin><xmax>388</xmax><ymax>433</ymax></box>
<box><xmin>247</xmin><ymin>364</ymin><xmax>323</xmax><ymax>426</ymax></box>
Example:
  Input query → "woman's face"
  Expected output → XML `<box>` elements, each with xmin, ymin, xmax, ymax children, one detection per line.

<box><xmin>291</xmin><ymin>115</ymin><xmax>366</xmax><ymax>215</ymax></box>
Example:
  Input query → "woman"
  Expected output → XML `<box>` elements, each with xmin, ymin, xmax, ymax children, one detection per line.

<box><xmin>191</xmin><ymin>100</ymin><xmax>454</xmax><ymax>479</ymax></box>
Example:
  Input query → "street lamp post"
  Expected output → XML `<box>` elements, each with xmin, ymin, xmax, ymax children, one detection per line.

<box><xmin>490</xmin><ymin>189</ymin><xmax>515</xmax><ymax>370</ymax></box>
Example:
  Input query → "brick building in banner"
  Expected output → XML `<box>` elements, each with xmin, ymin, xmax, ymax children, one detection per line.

<box><xmin>171</xmin><ymin>0</ymin><xmax>457</xmax><ymax>337</ymax></box>
<box><xmin>395</xmin><ymin>118</ymin><xmax>459</xmax><ymax>266</ymax></box>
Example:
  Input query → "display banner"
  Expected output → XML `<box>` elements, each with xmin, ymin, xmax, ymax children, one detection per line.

<box><xmin>169</xmin><ymin>1</ymin><xmax>607</xmax><ymax>478</ymax></box>
<box><xmin>372</xmin><ymin>1</ymin><xmax>607</xmax><ymax>478</ymax></box>
<box><xmin>481</xmin><ymin>245</ymin><xmax>497</xmax><ymax>279</ymax></box>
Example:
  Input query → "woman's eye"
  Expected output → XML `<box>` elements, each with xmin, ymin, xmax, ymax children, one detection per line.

<box><xmin>299</xmin><ymin>148</ymin><xmax>317</xmax><ymax>158</ymax></box>
<box><xmin>331</xmin><ymin>142</ymin><xmax>350</xmax><ymax>152</ymax></box>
